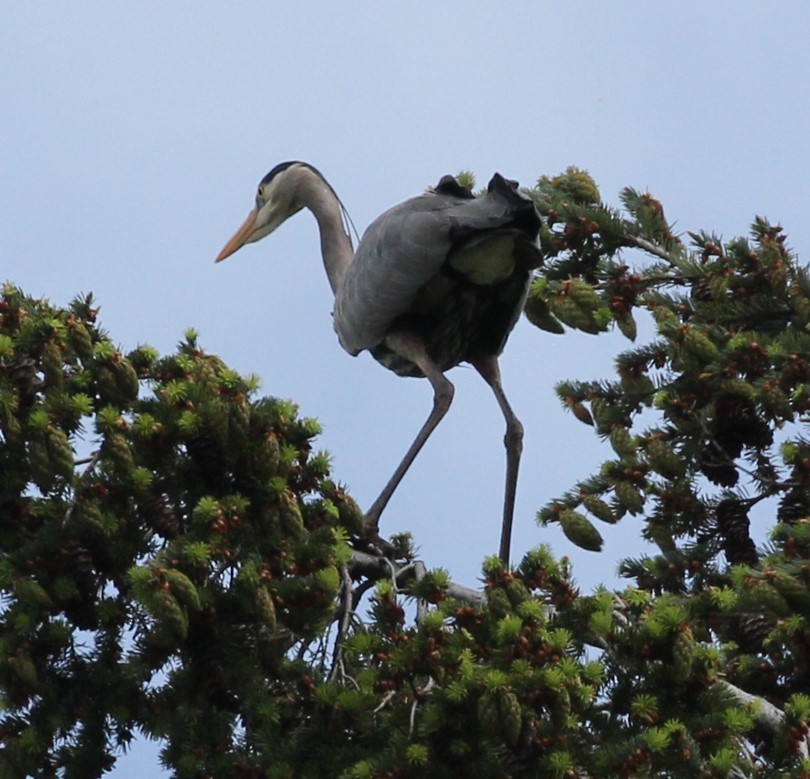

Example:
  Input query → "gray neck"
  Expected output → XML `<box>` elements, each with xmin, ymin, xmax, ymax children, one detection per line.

<box><xmin>290</xmin><ymin>166</ymin><xmax>353</xmax><ymax>294</ymax></box>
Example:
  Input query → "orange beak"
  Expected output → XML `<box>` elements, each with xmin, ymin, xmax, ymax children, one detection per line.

<box><xmin>215</xmin><ymin>207</ymin><xmax>259</xmax><ymax>263</ymax></box>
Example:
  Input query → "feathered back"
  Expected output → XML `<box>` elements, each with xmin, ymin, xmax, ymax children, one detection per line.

<box><xmin>334</xmin><ymin>174</ymin><xmax>541</xmax><ymax>355</ymax></box>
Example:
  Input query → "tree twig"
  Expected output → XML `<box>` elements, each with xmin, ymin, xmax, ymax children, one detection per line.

<box><xmin>328</xmin><ymin>564</ymin><xmax>355</xmax><ymax>683</ymax></box>
<box><xmin>62</xmin><ymin>449</ymin><xmax>102</xmax><ymax>527</ymax></box>
<box><xmin>411</xmin><ymin>560</ymin><xmax>429</xmax><ymax>624</ymax></box>
<box><xmin>624</xmin><ymin>234</ymin><xmax>681</xmax><ymax>266</ymax></box>
<box><xmin>373</xmin><ymin>690</ymin><xmax>395</xmax><ymax>715</ymax></box>
<box><xmin>409</xmin><ymin>677</ymin><xmax>435</xmax><ymax>739</ymax></box>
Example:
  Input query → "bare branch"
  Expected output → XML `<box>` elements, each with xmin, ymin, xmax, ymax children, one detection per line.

<box><xmin>719</xmin><ymin>680</ymin><xmax>810</xmax><ymax>761</ymax></box>
<box><xmin>411</xmin><ymin>560</ymin><xmax>429</xmax><ymax>624</ymax></box>
<box><xmin>62</xmin><ymin>449</ymin><xmax>102</xmax><ymax>527</ymax></box>
<box><xmin>409</xmin><ymin>677</ymin><xmax>435</xmax><ymax>738</ymax></box>
<box><xmin>373</xmin><ymin>690</ymin><xmax>395</xmax><ymax>715</ymax></box>
<box><xmin>446</xmin><ymin>582</ymin><xmax>486</xmax><ymax>606</ymax></box>
<box><xmin>624</xmin><ymin>234</ymin><xmax>681</xmax><ymax>266</ymax></box>
<box><xmin>328</xmin><ymin>564</ymin><xmax>356</xmax><ymax>684</ymax></box>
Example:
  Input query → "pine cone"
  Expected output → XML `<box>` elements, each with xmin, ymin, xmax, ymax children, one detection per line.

<box><xmin>499</xmin><ymin>690</ymin><xmax>523</xmax><ymax>747</ymax></box>
<box><xmin>477</xmin><ymin>690</ymin><xmax>500</xmax><ymax>733</ymax></box>
<box><xmin>254</xmin><ymin>586</ymin><xmax>277</xmax><ymax>631</ymax></box>
<box><xmin>645</xmin><ymin>438</ymin><xmax>685</xmax><ymax>479</ymax></box>
<box><xmin>713</xmin><ymin>395</ymin><xmax>773</xmax><ymax>453</ymax></box>
<box><xmin>28</xmin><ymin>439</ymin><xmax>54</xmax><ymax>492</ymax></box>
<box><xmin>62</xmin><ymin>539</ymin><xmax>95</xmax><ymax>582</ymax></box>
<box><xmin>698</xmin><ymin>443</ymin><xmax>738</xmax><ymax>487</ymax></box>
<box><xmin>279</xmin><ymin>491</ymin><xmax>305</xmax><ymax>538</ymax></box>
<box><xmin>616</xmin><ymin>312</ymin><xmax>637</xmax><ymax>341</ymax></box>
<box><xmin>165</xmin><ymin>569</ymin><xmax>201</xmax><ymax>612</ymax></box>
<box><xmin>690</xmin><ymin>278</ymin><xmax>713</xmax><ymax>302</ymax></box>
<box><xmin>683</xmin><ymin>328</ymin><xmax>721</xmax><ymax>366</ymax></box>
<box><xmin>551</xmin><ymin>687</ymin><xmax>571</xmax><ymax>727</ymax></box>
<box><xmin>96</xmin><ymin>365</ymin><xmax>121</xmax><ymax>404</ymax></box>
<box><xmin>778</xmin><ymin>488</ymin><xmax>810</xmax><ymax>525</ymax></box>
<box><xmin>582</xmin><ymin>494</ymin><xmax>616</xmax><ymax>524</ymax></box>
<box><xmin>41</xmin><ymin>340</ymin><xmax>64</xmax><ymax>389</ymax></box>
<box><xmin>103</xmin><ymin>431</ymin><xmax>134</xmax><ymax>474</ymax></box>
<box><xmin>8</xmin><ymin>355</ymin><xmax>42</xmax><ymax>401</ymax></box>
<box><xmin>733</xmin><ymin>612</ymin><xmax>772</xmax><ymax>654</ymax></box>
<box><xmin>614</xmin><ymin>481</ymin><xmax>644</xmax><ymax>515</ymax></box>
<box><xmin>673</xmin><ymin>627</ymin><xmax>695</xmax><ymax>680</ymax></box>
<box><xmin>61</xmin><ymin>539</ymin><xmax>99</xmax><ymax>629</ymax></box>
<box><xmin>153</xmin><ymin>590</ymin><xmax>188</xmax><ymax>639</ymax></box>
<box><xmin>140</xmin><ymin>492</ymin><xmax>180</xmax><ymax>539</ymax></box>
<box><xmin>68</xmin><ymin>320</ymin><xmax>94</xmax><ymax>359</ymax></box>
<box><xmin>760</xmin><ymin>382</ymin><xmax>792</xmax><ymax>420</ymax></box>
<box><xmin>550</xmin><ymin>287</ymin><xmax>600</xmax><ymax>333</ymax></box>
<box><xmin>113</xmin><ymin>358</ymin><xmax>140</xmax><ymax>400</ymax></box>
<box><xmin>48</xmin><ymin>427</ymin><xmax>75</xmax><ymax>482</ymax></box>
<box><xmin>715</xmin><ymin>499</ymin><xmax>757</xmax><ymax>566</ymax></box>
<box><xmin>0</xmin><ymin>406</ymin><xmax>23</xmax><ymax>448</ymax></box>
<box><xmin>559</xmin><ymin>509</ymin><xmax>603</xmax><ymax>551</ymax></box>
<box><xmin>504</xmin><ymin>578</ymin><xmax>531</xmax><ymax>607</ymax></box>
<box><xmin>185</xmin><ymin>433</ymin><xmax>227</xmax><ymax>485</ymax></box>
<box><xmin>610</xmin><ymin>425</ymin><xmax>636</xmax><ymax>458</ymax></box>
<box><xmin>523</xmin><ymin>290</ymin><xmax>565</xmax><ymax>335</ymax></box>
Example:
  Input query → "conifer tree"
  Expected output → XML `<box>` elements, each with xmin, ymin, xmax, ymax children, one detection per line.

<box><xmin>2</xmin><ymin>166</ymin><xmax>810</xmax><ymax>777</ymax></box>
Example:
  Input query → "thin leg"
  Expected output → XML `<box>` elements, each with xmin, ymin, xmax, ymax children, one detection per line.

<box><xmin>364</xmin><ymin>332</ymin><xmax>454</xmax><ymax>534</ymax></box>
<box><xmin>472</xmin><ymin>355</ymin><xmax>523</xmax><ymax>566</ymax></box>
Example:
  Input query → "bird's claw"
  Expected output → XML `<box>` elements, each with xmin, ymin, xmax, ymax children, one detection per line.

<box><xmin>360</xmin><ymin>521</ymin><xmax>397</xmax><ymax>559</ymax></box>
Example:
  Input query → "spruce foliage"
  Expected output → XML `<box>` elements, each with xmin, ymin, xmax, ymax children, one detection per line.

<box><xmin>2</xmin><ymin>165</ymin><xmax>810</xmax><ymax>776</ymax></box>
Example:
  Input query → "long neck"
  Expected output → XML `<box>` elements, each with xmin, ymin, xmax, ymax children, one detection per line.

<box><xmin>290</xmin><ymin>166</ymin><xmax>354</xmax><ymax>294</ymax></box>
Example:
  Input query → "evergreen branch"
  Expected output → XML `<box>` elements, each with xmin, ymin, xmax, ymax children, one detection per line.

<box><xmin>690</xmin><ymin>294</ymin><xmax>793</xmax><ymax>329</ymax></box>
<box><xmin>719</xmin><ymin>680</ymin><xmax>810</xmax><ymax>761</ymax></box>
<box><xmin>624</xmin><ymin>234</ymin><xmax>682</xmax><ymax>266</ymax></box>
<box><xmin>597</xmin><ymin>598</ymin><xmax>809</xmax><ymax>764</ymax></box>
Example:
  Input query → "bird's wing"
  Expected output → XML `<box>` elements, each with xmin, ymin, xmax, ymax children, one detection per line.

<box><xmin>333</xmin><ymin>174</ymin><xmax>541</xmax><ymax>355</ymax></box>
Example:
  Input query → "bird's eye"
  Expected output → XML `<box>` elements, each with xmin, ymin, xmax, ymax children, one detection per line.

<box><xmin>257</xmin><ymin>186</ymin><xmax>264</xmax><ymax>199</ymax></box>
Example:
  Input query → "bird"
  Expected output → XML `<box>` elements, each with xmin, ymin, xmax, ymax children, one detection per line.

<box><xmin>215</xmin><ymin>161</ymin><xmax>542</xmax><ymax>564</ymax></box>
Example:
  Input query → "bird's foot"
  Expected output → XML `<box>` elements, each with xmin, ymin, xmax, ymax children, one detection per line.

<box><xmin>359</xmin><ymin>521</ymin><xmax>397</xmax><ymax>559</ymax></box>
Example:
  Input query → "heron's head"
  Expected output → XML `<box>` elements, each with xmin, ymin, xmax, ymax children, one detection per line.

<box><xmin>215</xmin><ymin>161</ymin><xmax>307</xmax><ymax>262</ymax></box>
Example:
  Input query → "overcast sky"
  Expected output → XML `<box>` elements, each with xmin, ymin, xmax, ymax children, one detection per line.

<box><xmin>4</xmin><ymin>3</ymin><xmax>810</xmax><ymax>775</ymax></box>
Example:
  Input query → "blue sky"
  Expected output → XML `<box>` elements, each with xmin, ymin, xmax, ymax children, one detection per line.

<box><xmin>3</xmin><ymin>3</ymin><xmax>810</xmax><ymax>775</ymax></box>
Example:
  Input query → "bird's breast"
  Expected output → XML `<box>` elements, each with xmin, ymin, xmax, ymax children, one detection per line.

<box><xmin>371</xmin><ymin>266</ymin><xmax>531</xmax><ymax>378</ymax></box>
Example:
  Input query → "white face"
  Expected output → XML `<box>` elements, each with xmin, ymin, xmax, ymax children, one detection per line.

<box><xmin>215</xmin><ymin>166</ymin><xmax>305</xmax><ymax>262</ymax></box>
<box><xmin>247</xmin><ymin>172</ymin><xmax>302</xmax><ymax>243</ymax></box>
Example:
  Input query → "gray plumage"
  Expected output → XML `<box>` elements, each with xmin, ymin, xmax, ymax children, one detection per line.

<box><xmin>216</xmin><ymin>162</ymin><xmax>542</xmax><ymax>564</ymax></box>
<box><xmin>335</xmin><ymin>173</ymin><xmax>542</xmax><ymax>375</ymax></box>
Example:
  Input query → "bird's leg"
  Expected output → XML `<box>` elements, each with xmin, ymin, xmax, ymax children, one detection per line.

<box><xmin>363</xmin><ymin>332</ymin><xmax>454</xmax><ymax>540</ymax></box>
<box><xmin>472</xmin><ymin>355</ymin><xmax>523</xmax><ymax>567</ymax></box>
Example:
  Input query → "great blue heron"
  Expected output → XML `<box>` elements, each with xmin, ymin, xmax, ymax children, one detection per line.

<box><xmin>216</xmin><ymin>162</ymin><xmax>542</xmax><ymax>564</ymax></box>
